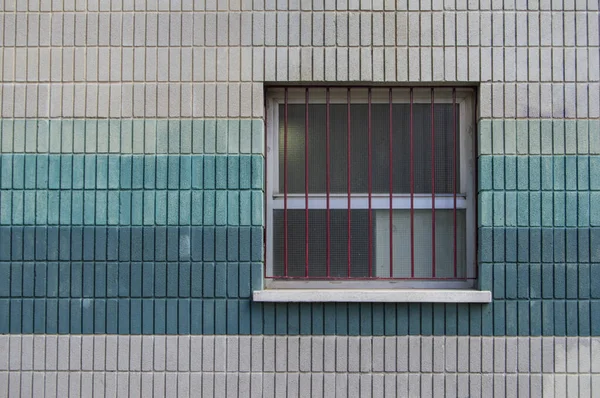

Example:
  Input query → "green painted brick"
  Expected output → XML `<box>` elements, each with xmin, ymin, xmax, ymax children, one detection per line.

<box><xmin>492</xmin><ymin>156</ymin><xmax>504</xmax><ymax>190</ymax></box>
<box><xmin>478</xmin><ymin>156</ymin><xmax>492</xmax><ymax>191</ymax></box>
<box><xmin>565</xmin><ymin>120</ymin><xmax>577</xmax><ymax>154</ymax></box>
<box><xmin>541</xmin><ymin>120</ymin><xmax>554</xmax><ymax>154</ymax></box>
<box><xmin>204</xmin><ymin>120</ymin><xmax>216</xmax><ymax>153</ymax></box>
<box><xmin>493</xmin><ymin>192</ymin><xmax>505</xmax><ymax>226</ymax></box>
<box><xmin>479</xmin><ymin>120</ymin><xmax>492</xmax><ymax>155</ymax></box>
<box><xmin>216</xmin><ymin>120</ymin><xmax>228</xmax><ymax>154</ymax></box>
<box><xmin>516</xmin><ymin>120</ymin><xmax>529</xmax><ymax>155</ymax></box>
<box><xmin>492</xmin><ymin>120</ymin><xmax>504</xmax><ymax>155</ymax></box>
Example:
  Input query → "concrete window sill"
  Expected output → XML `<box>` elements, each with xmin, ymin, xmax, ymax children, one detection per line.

<box><xmin>253</xmin><ymin>289</ymin><xmax>492</xmax><ymax>303</ymax></box>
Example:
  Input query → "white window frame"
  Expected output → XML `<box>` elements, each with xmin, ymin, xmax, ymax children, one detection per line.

<box><xmin>257</xmin><ymin>87</ymin><xmax>490</xmax><ymax>302</ymax></box>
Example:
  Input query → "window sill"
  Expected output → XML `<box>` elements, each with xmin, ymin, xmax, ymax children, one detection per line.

<box><xmin>253</xmin><ymin>289</ymin><xmax>492</xmax><ymax>303</ymax></box>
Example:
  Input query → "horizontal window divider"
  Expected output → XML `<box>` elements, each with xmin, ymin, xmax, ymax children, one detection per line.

<box><xmin>272</xmin><ymin>196</ymin><xmax>468</xmax><ymax>210</ymax></box>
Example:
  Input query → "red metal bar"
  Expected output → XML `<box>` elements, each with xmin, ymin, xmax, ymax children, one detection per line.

<box><xmin>431</xmin><ymin>88</ymin><xmax>436</xmax><ymax>278</ymax></box>
<box><xmin>368</xmin><ymin>88</ymin><xmax>373</xmax><ymax>277</ymax></box>
<box><xmin>326</xmin><ymin>88</ymin><xmax>331</xmax><ymax>277</ymax></box>
<box><xmin>305</xmin><ymin>88</ymin><xmax>310</xmax><ymax>278</ymax></box>
<box><xmin>264</xmin><ymin>99</ymin><xmax>268</xmax><ymax>277</ymax></box>
<box><xmin>410</xmin><ymin>88</ymin><xmax>414</xmax><ymax>278</ymax></box>
<box><xmin>452</xmin><ymin>88</ymin><xmax>457</xmax><ymax>278</ymax></box>
<box><xmin>389</xmin><ymin>88</ymin><xmax>394</xmax><ymax>278</ymax></box>
<box><xmin>283</xmin><ymin>88</ymin><xmax>289</xmax><ymax>277</ymax></box>
<box><xmin>347</xmin><ymin>88</ymin><xmax>352</xmax><ymax>278</ymax></box>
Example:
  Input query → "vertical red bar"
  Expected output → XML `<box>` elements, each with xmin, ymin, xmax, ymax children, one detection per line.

<box><xmin>326</xmin><ymin>88</ymin><xmax>331</xmax><ymax>278</ymax></box>
<box><xmin>368</xmin><ymin>88</ymin><xmax>373</xmax><ymax>277</ymax></box>
<box><xmin>305</xmin><ymin>88</ymin><xmax>310</xmax><ymax>278</ymax></box>
<box><xmin>264</xmin><ymin>99</ymin><xmax>268</xmax><ymax>277</ymax></box>
<box><xmin>452</xmin><ymin>88</ymin><xmax>457</xmax><ymax>278</ymax></box>
<box><xmin>283</xmin><ymin>88</ymin><xmax>289</xmax><ymax>277</ymax></box>
<box><xmin>410</xmin><ymin>88</ymin><xmax>414</xmax><ymax>278</ymax></box>
<box><xmin>389</xmin><ymin>88</ymin><xmax>394</xmax><ymax>278</ymax></box>
<box><xmin>431</xmin><ymin>88</ymin><xmax>436</xmax><ymax>278</ymax></box>
<box><xmin>347</xmin><ymin>88</ymin><xmax>352</xmax><ymax>278</ymax></box>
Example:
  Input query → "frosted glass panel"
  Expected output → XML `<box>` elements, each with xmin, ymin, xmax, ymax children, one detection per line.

<box><xmin>374</xmin><ymin>210</ymin><xmax>467</xmax><ymax>278</ymax></box>
<box><xmin>278</xmin><ymin>103</ymin><xmax>459</xmax><ymax>195</ymax></box>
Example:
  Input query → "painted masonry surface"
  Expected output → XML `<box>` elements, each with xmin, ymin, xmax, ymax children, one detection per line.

<box><xmin>0</xmin><ymin>0</ymin><xmax>600</xmax><ymax>397</ymax></box>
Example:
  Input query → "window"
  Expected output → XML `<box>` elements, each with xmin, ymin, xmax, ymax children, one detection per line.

<box><xmin>263</xmin><ymin>86</ymin><xmax>478</xmax><ymax>294</ymax></box>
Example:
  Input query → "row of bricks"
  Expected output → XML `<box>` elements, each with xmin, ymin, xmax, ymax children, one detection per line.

<box><xmin>478</xmin><ymin>119</ymin><xmax>600</xmax><ymax>155</ymax></box>
<box><xmin>3</xmin><ymin>261</ymin><xmax>599</xmax><ymax>300</ymax></box>
<box><xmin>2</xmin><ymin>335</ymin><xmax>600</xmax><ymax>374</ymax></box>
<box><xmin>478</xmin><ymin>192</ymin><xmax>600</xmax><ymax>227</ymax></box>
<box><xmin>478</xmin><ymin>156</ymin><xmax>600</xmax><ymax>190</ymax></box>
<box><xmin>0</xmin><ymin>120</ymin><xmax>264</xmax><ymax>154</ymax></box>
<box><xmin>0</xmin><ymin>190</ymin><xmax>264</xmax><ymax>226</ymax></box>
<box><xmin>0</xmin><ymin>82</ymin><xmax>265</xmax><ymax>118</ymax></box>
<box><xmin>0</xmin><ymin>262</ymin><xmax>261</xmax><ymax>299</ymax></box>
<box><xmin>1</xmin><ymin>10</ymin><xmax>597</xmax><ymax>49</ymax></box>
<box><xmin>478</xmin><ymin>227</ymin><xmax>600</xmax><ymax>263</ymax></box>
<box><xmin>1</xmin><ymin>0</ymin><xmax>598</xmax><ymax>12</ymax></box>
<box><xmin>0</xmin><ymin>154</ymin><xmax>264</xmax><ymax>189</ymax></box>
<box><xmin>0</xmin><ymin>371</ymin><xmax>598</xmax><ymax>398</ymax></box>
<box><xmin>0</xmin><ymin>226</ymin><xmax>264</xmax><ymax>262</ymax></box>
<box><xmin>2</xmin><ymin>298</ymin><xmax>600</xmax><ymax>335</ymax></box>
<box><xmin>2</xmin><ymin>82</ymin><xmax>599</xmax><ymax>119</ymax></box>
<box><xmin>2</xmin><ymin>45</ymin><xmax>599</xmax><ymax>85</ymax></box>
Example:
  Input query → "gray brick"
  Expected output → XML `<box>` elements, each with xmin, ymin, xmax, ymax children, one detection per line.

<box><xmin>517</xmin><ymin>337</ymin><xmax>530</xmax><ymax>373</ymax></box>
<box><xmin>566</xmin><ymin>337</ymin><xmax>579</xmax><ymax>373</ymax></box>
<box><xmin>360</xmin><ymin>337</ymin><xmax>372</xmax><ymax>372</ymax></box>
<box><xmin>506</xmin><ymin>337</ymin><xmax>518</xmax><ymax>373</ymax></box>
<box><xmin>56</xmin><ymin>336</ymin><xmax>70</xmax><ymax>371</ymax></box>
<box><xmin>321</xmin><ymin>337</ymin><xmax>335</xmax><ymax>372</ymax></box>
<box><xmin>408</xmin><ymin>336</ymin><xmax>420</xmax><ymax>373</ymax></box>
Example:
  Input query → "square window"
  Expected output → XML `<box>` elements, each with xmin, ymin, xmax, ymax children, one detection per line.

<box><xmin>264</xmin><ymin>87</ymin><xmax>477</xmax><ymax>291</ymax></box>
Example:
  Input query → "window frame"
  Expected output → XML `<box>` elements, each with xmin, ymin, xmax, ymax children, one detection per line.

<box><xmin>264</xmin><ymin>86</ymin><xmax>478</xmax><ymax>290</ymax></box>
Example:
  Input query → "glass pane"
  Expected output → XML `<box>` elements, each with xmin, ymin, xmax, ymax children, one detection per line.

<box><xmin>273</xmin><ymin>209</ymin><xmax>466</xmax><ymax>279</ymax></box>
<box><xmin>374</xmin><ymin>209</ymin><xmax>467</xmax><ymax>278</ymax></box>
<box><xmin>278</xmin><ymin>103</ymin><xmax>459</xmax><ymax>195</ymax></box>
<box><xmin>273</xmin><ymin>209</ymin><xmax>370</xmax><ymax>278</ymax></box>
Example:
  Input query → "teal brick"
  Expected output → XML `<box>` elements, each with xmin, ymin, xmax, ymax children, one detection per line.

<box><xmin>95</xmin><ymin>299</ymin><xmax>106</xmax><ymax>333</ymax></box>
<box><xmin>493</xmin><ymin>264</ymin><xmax>505</xmax><ymax>299</ymax></box>
<box><xmin>541</xmin><ymin>229</ymin><xmax>554</xmax><ymax>263</ymax></box>
<box><xmin>251</xmin><ymin>191</ymin><xmax>263</xmax><ymax>226</ymax></box>
<box><xmin>492</xmin><ymin>156</ymin><xmax>504</xmax><ymax>190</ymax></box>
<box><xmin>191</xmin><ymin>156</ymin><xmax>203</xmax><ymax>189</ymax></box>
<box><xmin>505</xmin><ymin>263</ymin><xmax>517</xmax><ymax>299</ymax></box>
<box><xmin>23</xmin><ymin>191</ymin><xmax>35</xmax><ymax>225</ymax></box>
<box><xmin>12</xmin><ymin>155</ymin><xmax>25</xmax><ymax>189</ymax></box>
<box><xmin>34</xmin><ymin>300</ymin><xmax>45</xmax><ymax>333</ymax></box>
<box><xmin>204</xmin><ymin>155</ymin><xmax>215</xmax><ymax>189</ymax></box>
<box><xmin>493</xmin><ymin>301</ymin><xmax>505</xmax><ymax>335</ymax></box>
<box><xmin>554</xmin><ymin>229</ymin><xmax>565</xmax><ymax>263</ymax></box>
<box><xmin>479</xmin><ymin>192</ymin><xmax>492</xmax><ymax>227</ymax></box>
<box><xmin>143</xmin><ymin>157</ymin><xmax>155</xmax><ymax>189</ymax></box>
<box><xmin>179</xmin><ymin>191</ymin><xmax>191</xmax><ymax>225</ymax></box>
<box><xmin>147</xmin><ymin>299</ymin><xmax>161</xmax><ymax>333</ymax></box>
<box><xmin>529</xmin><ymin>156</ymin><xmax>540</xmax><ymax>190</ymax></box>
<box><xmin>504</xmin><ymin>156</ymin><xmax>516</xmax><ymax>190</ymax></box>
<box><xmin>239</xmin><ymin>120</ymin><xmax>252</xmax><ymax>154</ymax></box>
<box><xmin>251</xmin><ymin>156</ymin><xmax>263</xmax><ymax>189</ymax></box>
<box><xmin>565</xmin><ymin>192</ymin><xmax>578</xmax><ymax>227</ymax></box>
<box><xmin>530</xmin><ymin>300</ymin><xmax>542</xmax><ymax>336</ymax></box>
<box><xmin>240</xmin><ymin>191</ymin><xmax>251</xmax><ymax>226</ymax></box>
<box><xmin>566</xmin><ymin>229</ymin><xmax>578</xmax><ymax>262</ymax></box>
<box><xmin>592</xmin><ymin>301</ymin><xmax>600</xmax><ymax>335</ymax></box>
<box><xmin>190</xmin><ymin>300</ymin><xmax>203</xmax><ymax>335</ymax></box>
<box><xmin>553</xmin><ymin>192</ymin><xmax>565</xmax><ymax>226</ymax></box>
<box><xmin>36</xmin><ymin>155</ymin><xmax>48</xmax><ymax>189</ymax></box>
<box><xmin>215</xmin><ymin>191</ymin><xmax>227</xmax><ymax>225</ymax></box>
<box><xmin>505</xmin><ymin>301</ymin><xmax>518</xmax><ymax>335</ymax></box>
<box><xmin>529</xmin><ymin>192</ymin><xmax>541</xmax><ymax>227</ymax></box>
<box><xmin>566</xmin><ymin>263</ymin><xmax>578</xmax><ymax>299</ymax></box>
<box><xmin>493</xmin><ymin>228</ymin><xmax>504</xmax><ymax>262</ymax></box>
<box><xmin>21</xmin><ymin>299</ymin><xmax>33</xmax><ymax>333</ymax></box>
<box><xmin>444</xmin><ymin>304</ymin><xmax>457</xmax><ymax>335</ymax></box>
<box><xmin>554</xmin><ymin>263</ymin><xmax>566</xmax><ymax>298</ymax></box>
<box><xmin>553</xmin><ymin>119</ymin><xmax>565</xmax><ymax>153</ymax></box>
<box><xmin>493</xmin><ymin>192</ymin><xmax>505</xmax><ymax>226</ymax></box>
<box><xmin>579</xmin><ymin>264</ymin><xmax>590</xmax><ymax>298</ymax></box>
<box><xmin>566</xmin><ymin>301</ymin><xmax>578</xmax><ymax>335</ymax></box>
<box><xmin>478</xmin><ymin>156</ymin><xmax>492</xmax><ymax>191</ymax></box>
<box><xmin>168</xmin><ymin>120</ymin><xmax>181</xmax><ymax>153</ymax></box>
<box><xmin>166</xmin><ymin>299</ymin><xmax>178</xmax><ymax>334</ymax></box>
<box><xmin>592</xmin><ymin>229</ymin><xmax>600</xmax><ymax>262</ymax></box>
<box><xmin>45</xmin><ymin>299</ymin><xmax>57</xmax><ymax>333</ymax></box>
<box><xmin>109</xmin><ymin>156</ymin><xmax>121</xmax><ymax>189</ymax></box>
<box><xmin>541</xmin><ymin>263</ymin><xmax>553</xmax><ymax>298</ymax></box>
<box><xmin>479</xmin><ymin>228</ymin><xmax>493</xmax><ymax>263</ymax></box>
<box><xmin>0</xmin><ymin>156</ymin><xmax>12</xmax><ymax>189</ymax></box>
<box><xmin>24</xmin><ymin>155</ymin><xmax>36</xmax><ymax>189</ymax></box>
<box><xmin>251</xmin><ymin>120</ymin><xmax>264</xmax><ymax>154</ymax></box>
<box><xmin>202</xmin><ymin>299</ymin><xmax>215</xmax><ymax>334</ymax></box>
<box><xmin>0</xmin><ymin>191</ymin><xmax>10</xmax><ymax>225</ymax></box>
<box><xmin>468</xmin><ymin>304</ymin><xmax>481</xmax><ymax>335</ymax></box>
<box><xmin>167</xmin><ymin>191</ymin><xmax>179</xmax><ymax>225</ymax></box>
<box><xmin>579</xmin><ymin>302</ymin><xmax>590</xmax><ymax>336</ymax></box>
<box><xmin>540</xmin><ymin>156</ymin><xmax>553</xmax><ymax>191</ymax></box>
<box><xmin>156</xmin><ymin>156</ymin><xmax>168</xmax><ymax>189</ymax></box>
<box><xmin>542</xmin><ymin>301</ymin><xmax>554</xmax><ymax>334</ymax></box>
<box><xmin>58</xmin><ymin>299</ymin><xmax>70</xmax><ymax>333</ymax></box>
<box><xmin>155</xmin><ymin>191</ymin><xmax>167</xmax><ymax>225</ymax></box>
<box><xmin>168</xmin><ymin>156</ymin><xmax>180</xmax><ymax>189</ymax></box>
<box><xmin>240</xmin><ymin>156</ymin><xmax>251</xmax><ymax>189</ymax></box>
<box><xmin>592</xmin><ymin>158</ymin><xmax>600</xmax><ymax>190</ymax></box>
<box><xmin>563</xmin><ymin>156</ymin><xmax>576</xmax><ymax>191</ymax></box>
